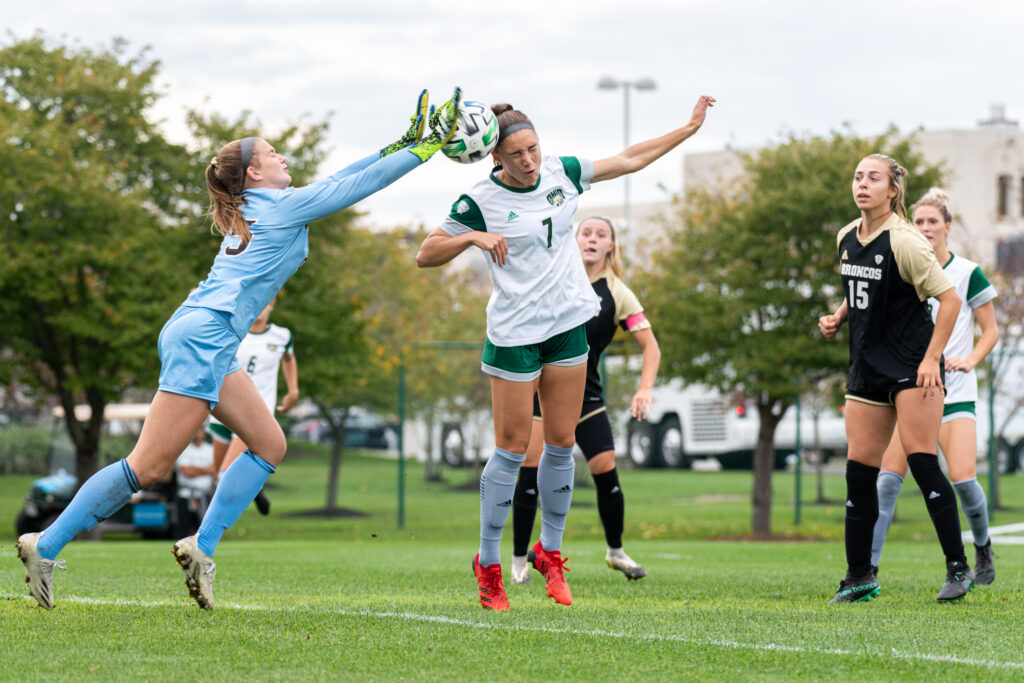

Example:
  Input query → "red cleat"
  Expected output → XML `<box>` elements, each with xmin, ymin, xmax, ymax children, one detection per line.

<box><xmin>473</xmin><ymin>554</ymin><xmax>510</xmax><ymax>611</ymax></box>
<box><xmin>528</xmin><ymin>541</ymin><xmax>572</xmax><ymax>605</ymax></box>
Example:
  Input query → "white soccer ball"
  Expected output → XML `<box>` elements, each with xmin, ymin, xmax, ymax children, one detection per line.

<box><xmin>442</xmin><ymin>100</ymin><xmax>499</xmax><ymax>164</ymax></box>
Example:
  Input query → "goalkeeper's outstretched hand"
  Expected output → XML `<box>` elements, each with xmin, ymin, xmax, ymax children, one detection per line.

<box><xmin>380</xmin><ymin>89</ymin><xmax>430</xmax><ymax>158</ymax></box>
<box><xmin>409</xmin><ymin>87</ymin><xmax>461</xmax><ymax>162</ymax></box>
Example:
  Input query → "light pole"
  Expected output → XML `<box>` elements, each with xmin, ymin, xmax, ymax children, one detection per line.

<box><xmin>597</xmin><ymin>76</ymin><xmax>656</xmax><ymax>229</ymax></box>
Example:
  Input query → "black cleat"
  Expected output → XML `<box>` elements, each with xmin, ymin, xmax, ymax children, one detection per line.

<box><xmin>937</xmin><ymin>559</ymin><xmax>975</xmax><ymax>601</ymax></box>
<box><xmin>254</xmin><ymin>489</ymin><xmax>271</xmax><ymax>516</ymax></box>
<box><xmin>973</xmin><ymin>540</ymin><xmax>994</xmax><ymax>585</ymax></box>
<box><xmin>829</xmin><ymin>571</ymin><xmax>880</xmax><ymax>604</ymax></box>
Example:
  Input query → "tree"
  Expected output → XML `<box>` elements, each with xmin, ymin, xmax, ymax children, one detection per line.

<box><xmin>0</xmin><ymin>36</ymin><xmax>203</xmax><ymax>485</ymax></box>
<box><xmin>639</xmin><ymin>128</ymin><xmax>943</xmax><ymax>536</ymax></box>
<box><xmin>274</xmin><ymin>223</ymin><xmax>487</xmax><ymax>512</ymax></box>
<box><xmin>0</xmin><ymin>34</ymin><xmax>338</xmax><ymax>498</ymax></box>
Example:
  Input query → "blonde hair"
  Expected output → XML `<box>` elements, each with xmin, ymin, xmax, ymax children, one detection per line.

<box><xmin>911</xmin><ymin>187</ymin><xmax>953</xmax><ymax>224</ymax></box>
<box><xmin>577</xmin><ymin>216</ymin><xmax>623</xmax><ymax>278</ymax></box>
<box><xmin>206</xmin><ymin>138</ymin><xmax>256</xmax><ymax>244</ymax></box>
<box><xmin>864</xmin><ymin>153</ymin><xmax>909</xmax><ymax>219</ymax></box>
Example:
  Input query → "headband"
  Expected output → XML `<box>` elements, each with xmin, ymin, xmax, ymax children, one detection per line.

<box><xmin>239</xmin><ymin>136</ymin><xmax>255</xmax><ymax>176</ymax></box>
<box><xmin>580</xmin><ymin>216</ymin><xmax>616</xmax><ymax>239</ymax></box>
<box><xmin>498</xmin><ymin>122</ymin><xmax>535</xmax><ymax>143</ymax></box>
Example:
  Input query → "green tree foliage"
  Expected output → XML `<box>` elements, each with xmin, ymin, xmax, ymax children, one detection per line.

<box><xmin>274</xmin><ymin>222</ymin><xmax>489</xmax><ymax>510</ymax></box>
<box><xmin>0</xmin><ymin>36</ymin><xmax>202</xmax><ymax>481</ymax></box>
<box><xmin>639</xmin><ymin>129</ymin><xmax>943</xmax><ymax>536</ymax></box>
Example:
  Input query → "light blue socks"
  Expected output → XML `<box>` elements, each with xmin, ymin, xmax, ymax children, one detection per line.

<box><xmin>197</xmin><ymin>450</ymin><xmax>275</xmax><ymax>556</ymax></box>
<box><xmin>478</xmin><ymin>446</ymin><xmax>525</xmax><ymax>567</ymax></box>
<box><xmin>538</xmin><ymin>442</ymin><xmax>575</xmax><ymax>552</ymax></box>
<box><xmin>37</xmin><ymin>459</ymin><xmax>140</xmax><ymax>560</ymax></box>
<box><xmin>953</xmin><ymin>477</ymin><xmax>989</xmax><ymax>546</ymax></box>
<box><xmin>870</xmin><ymin>470</ymin><xmax>903</xmax><ymax>567</ymax></box>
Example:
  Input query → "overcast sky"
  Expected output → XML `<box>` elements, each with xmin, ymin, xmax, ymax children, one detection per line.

<box><xmin>6</xmin><ymin>1</ymin><xmax>1023</xmax><ymax>228</ymax></box>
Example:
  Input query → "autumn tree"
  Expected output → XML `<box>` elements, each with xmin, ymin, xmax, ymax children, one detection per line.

<box><xmin>0</xmin><ymin>36</ymin><xmax>201</xmax><ymax>483</ymax></box>
<box><xmin>639</xmin><ymin>128</ymin><xmax>943</xmax><ymax>536</ymax></box>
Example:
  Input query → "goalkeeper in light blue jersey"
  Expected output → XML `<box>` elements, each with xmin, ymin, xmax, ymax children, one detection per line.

<box><xmin>15</xmin><ymin>88</ymin><xmax>461</xmax><ymax>611</ymax></box>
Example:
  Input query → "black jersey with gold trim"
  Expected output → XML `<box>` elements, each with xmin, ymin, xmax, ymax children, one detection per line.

<box><xmin>838</xmin><ymin>217</ymin><xmax>945</xmax><ymax>392</ymax></box>
<box><xmin>583</xmin><ymin>272</ymin><xmax>649</xmax><ymax>407</ymax></box>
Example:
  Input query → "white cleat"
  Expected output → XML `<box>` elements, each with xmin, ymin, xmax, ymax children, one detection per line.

<box><xmin>172</xmin><ymin>535</ymin><xmax>216</xmax><ymax>610</ymax></box>
<box><xmin>15</xmin><ymin>532</ymin><xmax>66</xmax><ymax>609</ymax></box>
<box><xmin>606</xmin><ymin>551</ymin><xmax>647</xmax><ymax>581</ymax></box>
<box><xmin>510</xmin><ymin>555</ymin><xmax>532</xmax><ymax>585</ymax></box>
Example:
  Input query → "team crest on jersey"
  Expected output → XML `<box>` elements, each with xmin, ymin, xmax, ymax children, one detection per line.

<box><xmin>267</xmin><ymin>344</ymin><xmax>279</xmax><ymax>352</ymax></box>
<box><xmin>875</xmin><ymin>254</ymin><xmax>884</xmax><ymax>265</ymax></box>
<box><xmin>546</xmin><ymin>188</ymin><xmax>566</xmax><ymax>206</ymax></box>
<box><xmin>841</xmin><ymin>250</ymin><xmax>848</xmax><ymax>260</ymax></box>
<box><xmin>456</xmin><ymin>200</ymin><xmax>470</xmax><ymax>214</ymax></box>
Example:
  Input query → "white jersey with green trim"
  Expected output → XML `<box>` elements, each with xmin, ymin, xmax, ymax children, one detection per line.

<box><xmin>235</xmin><ymin>323</ymin><xmax>294</xmax><ymax>412</ymax></box>
<box><xmin>440</xmin><ymin>155</ymin><xmax>600</xmax><ymax>346</ymax></box>
<box><xmin>928</xmin><ymin>253</ymin><xmax>997</xmax><ymax>404</ymax></box>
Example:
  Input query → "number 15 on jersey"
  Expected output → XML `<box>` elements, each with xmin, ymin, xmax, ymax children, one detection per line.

<box><xmin>847</xmin><ymin>280</ymin><xmax>869</xmax><ymax>310</ymax></box>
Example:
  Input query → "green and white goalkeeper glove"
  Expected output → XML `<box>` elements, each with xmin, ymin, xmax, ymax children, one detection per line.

<box><xmin>380</xmin><ymin>89</ymin><xmax>430</xmax><ymax>158</ymax></box>
<box><xmin>408</xmin><ymin>86</ymin><xmax>461</xmax><ymax>162</ymax></box>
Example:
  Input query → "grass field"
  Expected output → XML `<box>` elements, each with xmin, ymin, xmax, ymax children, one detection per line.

<box><xmin>2</xmin><ymin>446</ymin><xmax>1023</xmax><ymax>680</ymax></box>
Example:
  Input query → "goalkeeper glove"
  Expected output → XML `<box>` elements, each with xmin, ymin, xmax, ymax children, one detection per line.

<box><xmin>380</xmin><ymin>89</ymin><xmax>430</xmax><ymax>158</ymax></box>
<box><xmin>408</xmin><ymin>86</ymin><xmax>461</xmax><ymax>162</ymax></box>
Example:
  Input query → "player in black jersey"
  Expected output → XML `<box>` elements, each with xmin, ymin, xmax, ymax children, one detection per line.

<box><xmin>819</xmin><ymin>154</ymin><xmax>972</xmax><ymax>603</ymax></box>
<box><xmin>510</xmin><ymin>216</ymin><xmax>660</xmax><ymax>584</ymax></box>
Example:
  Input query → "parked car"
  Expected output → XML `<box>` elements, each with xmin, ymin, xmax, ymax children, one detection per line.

<box><xmin>290</xmin><ymin>406</ymin><xmax>397</xmax><ymax>450</ymax></box>
<box><xmin>14</xmin><ymin>404</ymin><xmax>195</xmax><ymax>539</ymax></box>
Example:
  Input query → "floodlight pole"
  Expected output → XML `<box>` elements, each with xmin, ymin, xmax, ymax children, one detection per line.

<box><xmin>794</xmin><ymin>391</ymin><xmax>802</xmax><ymax>525</ymax></box>
<box><xmin>597</xmin><ymin>77</ymin><xmax>656</xmax><ymax>229</ymax></box>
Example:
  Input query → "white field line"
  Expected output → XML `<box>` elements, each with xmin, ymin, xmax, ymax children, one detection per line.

<box><xmin>4</xmin><ymin>593</ymin><xmax>1022</xmax><ymax>672</ymax></box>
<box><xmin>961</xmin><ymin>520</ymin><xmax>1024</xmax><ymax>544</ymax></box>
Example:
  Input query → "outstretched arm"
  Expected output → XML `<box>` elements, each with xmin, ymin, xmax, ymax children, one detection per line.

<box><xmin>592</xmin><ymin>95</ymin><xmax>714</xmax><ymax>183</ymax></box>
<box><xmin>284</xmin><ymin>150</ymin><xmax>422</xmax><ymax>226</ymax></box>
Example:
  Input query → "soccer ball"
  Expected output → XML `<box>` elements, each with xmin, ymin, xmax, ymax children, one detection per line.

<box><xmin>442</xmin><ymin>100</ymin><xmax>499</xmax><ymax>164</ymax></box>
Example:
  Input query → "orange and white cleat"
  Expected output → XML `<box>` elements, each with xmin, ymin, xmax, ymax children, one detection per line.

<box><xmin>528</xmin><ymin>541</ymin><xmax>572</xmax><ymax>605</ymax></box>
<box><xmin>472</xmin><ymin>554</ymin><xmax>510</xmax><ymax>611</ymax></box>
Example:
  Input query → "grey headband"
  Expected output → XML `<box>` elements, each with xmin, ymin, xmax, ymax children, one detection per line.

<box><xmin>580</xmin><ymin>216</ymin><xmax>616</xmax><ymax>239</ymax></box>
<box><xmin>498</xmin><ymin>122</ymin><xmax>535</xmax><ymax>143</ymax></box>
<box><xmin>239</xmin><ymin>136</ymin><xmax>255</xmax><ymax>178</ymax></box>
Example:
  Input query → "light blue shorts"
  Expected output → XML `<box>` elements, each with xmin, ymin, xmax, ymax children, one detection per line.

<box><xmin>158</xmin><ymin>306</ymin><xmax>242</xmax><ymax>410</ymax></box>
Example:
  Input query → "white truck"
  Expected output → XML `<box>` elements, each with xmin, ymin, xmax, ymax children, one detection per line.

<box><xmin>623</xmin><ymin>379</ymin><xmax>848</xmax><ymax>469</ymax></box>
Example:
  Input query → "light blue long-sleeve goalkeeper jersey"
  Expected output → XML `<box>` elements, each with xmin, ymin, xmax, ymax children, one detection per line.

<box><xmin>182</xmin><ymin>150</ymin><xmax>421</xmax><ymax>338</ymax></box>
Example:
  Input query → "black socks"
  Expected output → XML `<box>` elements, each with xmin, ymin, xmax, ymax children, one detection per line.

<box><xmin>907</xmin><ymin>452</ymin><xmax>967</xmax><ymax>564</ymax></box>
<box><xmin>512</xmin><ymin>466</ymin><xmax>538</xmax><ymax>557</ymax></box>
<box><xmin>593</xmin><ymin>468</ymin><xmax>625</xmax><ymax>549</ymax></box>
<box><xmin>844</xmin><ymin>459</ymin><xmax>880</xmax><ymax>578</ymax></box>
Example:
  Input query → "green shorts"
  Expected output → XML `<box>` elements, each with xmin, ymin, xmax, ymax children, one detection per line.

<box><xmin>481</xmin><ymin>325</ymin><xmax>589</xmax><ymax>382</ymax></box>
<box><xmin>207</xmin><ymin>422</ymin><xmax>233</xmax><ymax>444</ymax></box>
<box><xmin>942</xmin><ymin>401</ymin><xmax>975</xmax><ymax>423</ymax></box>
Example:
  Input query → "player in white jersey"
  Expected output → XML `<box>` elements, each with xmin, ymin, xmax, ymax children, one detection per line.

<box><xmin>208</xmin><ymin>297</ymin><xmax>299</xmax><ymax>514</ymax></box>
<box><xmin>871</xmin><ymin>189</ymin><xmax>999</xmax><ymax>583</ymax></box>
<box><xmin>417</xmin><ymin>95</ymin><xmax>715</xmax><ymax>610</ymax></box>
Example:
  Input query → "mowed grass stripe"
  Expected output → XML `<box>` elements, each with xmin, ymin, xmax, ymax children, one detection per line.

<box><xmin>5</xmin><ymin>592</ymin><xmax>1022</xmax><ymax>673</ymax></box>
